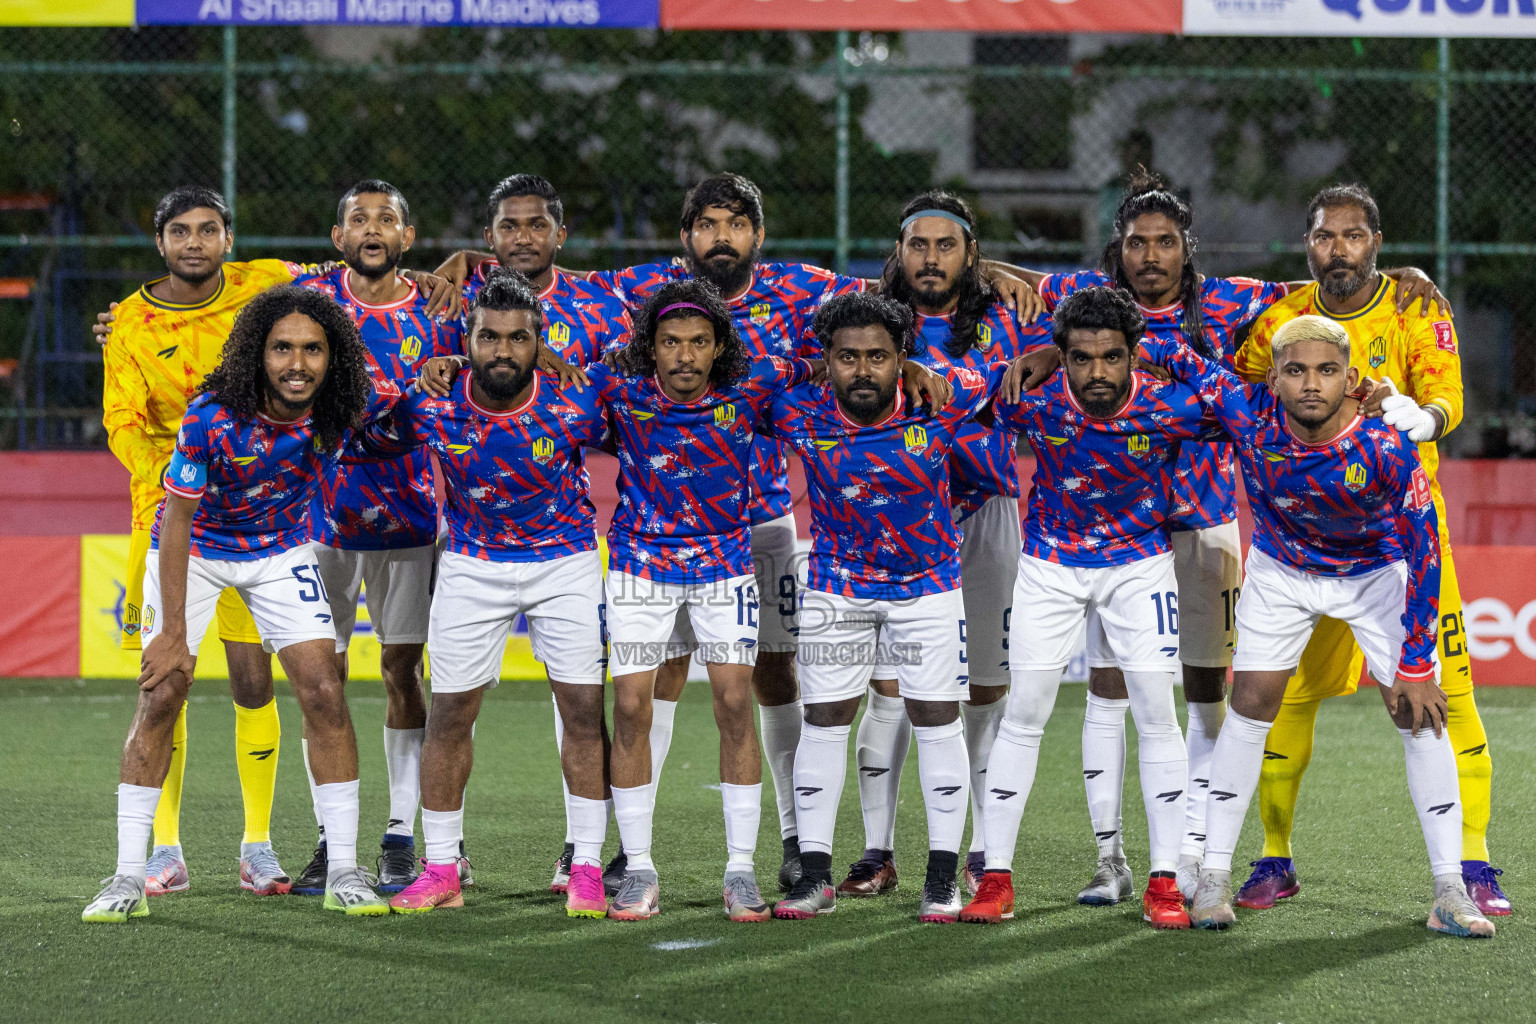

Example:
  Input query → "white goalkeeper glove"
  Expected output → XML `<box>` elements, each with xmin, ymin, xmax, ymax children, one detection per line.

<box><xmin>1380</xmin><ymin>391</ymin><xmax>1438</xmax><ymax>442</ymax></box>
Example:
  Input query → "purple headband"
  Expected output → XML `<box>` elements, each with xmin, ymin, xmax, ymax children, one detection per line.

<box><xmin>657</xmin><ymin>302</ymin><xmax>710</xmax><ymax>319</ymax></box>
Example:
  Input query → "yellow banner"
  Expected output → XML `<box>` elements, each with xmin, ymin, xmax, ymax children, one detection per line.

<box><xmin>0</xmin><ymin>1</ymin><xmax>134</xmax><ymax>25</ymax></box>
<box><xmin>79</xmin><ymin>534</ymin><xmax>548</xmax><ymax>682</ymax></box>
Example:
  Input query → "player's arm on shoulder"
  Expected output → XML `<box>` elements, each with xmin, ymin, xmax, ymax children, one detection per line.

<box><xmin>92</xmin><ymin>300</ymin><xmax>120</xmax><ymax>347</ymax></box>
<box><xmin>901</xmin><ymin>360</ymin><xmax>953</xmax><ymax>415</ymax></box>
<box><xmin>538</xmin><ymin>344</ymin><xmax>589</xmax><ymax>392</ymax></box>
<box><xmin>101</xmin><ymin>339</ymin><xmax>168</xmax><ymax>488</ymax></box>
<box><xmin>1160</xmin><ymin>339</ymin><xmax>1260</xmax><ymax>439</ymax></box>
<box><xmin>1383</xmin><ymin>266</ymin><xmax>1451</xmax><ymax>318</ymax></box>
<box><xmin>1232</xmin><ymin>316</ymin><xmax>1276</xmax><ymax>384</ymax></box>
<box><xmin>351</xmin><ymin>385</ymin><xmax>428</xmax><ymax>462</ymax></box>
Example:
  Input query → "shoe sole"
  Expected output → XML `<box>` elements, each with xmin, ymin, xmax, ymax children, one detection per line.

<box><xmin>1428</xmin><ymin>908</ymin><xmax>1495</xmax><ymax>938</ymax></box>
<box><xmin>772</xmin><ymin>905</ymin><xmax>834</xmax><ymax>919</ymax></box>
<box><xmin>1077</xmin><ymin>893</ymin><xmax>1124</xmax><ymax>906</ymax></box>
<box><xmin>960</xmin><ymin>907</ymin><xmax>1014</xmax><ymax>923</ymax></box>
<box><xmin>290</xmin><ymin>885</ymin><xmax>325</xmax><ymax>896</ymax></box>
<box><xmin>391</xmin><ymin>893</ymin><xmax>465</xmax><ymax>914</ymax></box>
<box><xmin>82</xmin><ymin>903</ymin><xmax>149</xmax><ymax>923</ymax></box>
<box><xmin>1235</xmin><ymin>883</ymin><xmax>1299</xmax><ymax>910</ymax></box>
<box><xmin>728</xmin><ymin>909</ymin><xmax>772</xmax><ymax>923</ymax></box>
<box><xmin>241</xmin><ymin>879</ymin><xmax>293</xmax><ymax>896</ymax></box>
<box><xmin>146</xmin><ymin>881</ymin><xmax>189</xmax><ymax>897</ymax></box>
<box><xmin>835</xmin><ymin>882</ymin><xmax>898</xmax><ymax>898</ymax></box>
<box><xmin>551</xmin><ymin>882</ymin><xmax>570</xmax><ymax>895</ymax></box>
<box><xmin>323</xmin><ymin>901</ymin><xmax>392</xmax><ymax>917</ymax></box>
<box><xmin>1145</xmin><ymin>914</ymin><xmax>1192</xmax><ymax>929</ymax></box>
<box><xmin>607</xmin><ymin>908</ymin><xmax>659</xmax><ymax>921</ymax></box>
<box><xmin>1193</xmin><ymin>916</ymin><xmax>1233</xmax><ymax>930</ymax></box>
<box><xmin>567</xmin><ymin>904</ymin><xmax>607</xmax><ymax>919</ymax></box>
<box><xmin>378</xmin><ymin>882</ymin><xmax>415</xmax><ymax>895</ymax></box>
<box><xmin>918</xmin><ymin>912</ymin><xmax>961</xmax><ymax>923</ymax></box>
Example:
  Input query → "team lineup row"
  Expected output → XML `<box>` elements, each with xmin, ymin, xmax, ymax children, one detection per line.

<box><xmin>81</xmin><ymin>171</ymin><xmax>1504</xmax><ymax>937</ymax></box>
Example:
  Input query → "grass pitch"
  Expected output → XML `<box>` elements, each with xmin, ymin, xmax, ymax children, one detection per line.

<box><xmin>2</xmin><ymin>677</ymin><xmax>1532</xmax><ymax>1024</ymax></box>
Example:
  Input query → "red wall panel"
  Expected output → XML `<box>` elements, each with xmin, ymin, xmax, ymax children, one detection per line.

<box><xmin>0</xmin><ymin>536</ymin><xmax>80</xmax><ymax>676</ymax></box>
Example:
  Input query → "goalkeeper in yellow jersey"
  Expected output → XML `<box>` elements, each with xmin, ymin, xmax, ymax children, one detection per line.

<box><xmin>102</xmin><ymin>187</ymin><xmax>311</xmax><ymax>898</ymax></box>
<box><xmin>1232</xmin><ymin>184</ymin><xmax>1508</xmax><ymax>918</ymax></box>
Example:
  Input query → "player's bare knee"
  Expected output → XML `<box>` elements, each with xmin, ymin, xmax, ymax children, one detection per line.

<box><xmin>139</xmin><ymin>680</ymin><xmax>188</xmax><ymax>724</ymax></box>
<box><xmin>1182</xmin><ymin>664</ymin><xmax>1228</xmax><ymax>704</ymax></box>
<box><xmin>966</xmin><ymin>682</ymin><xmax>1007</xmax><ymax>706</ymax></box>
<box><xmin>751</xmin><ymin>651</ymin><xmax>798</xmax><ymax>705</ymax></box>
<box><xmin>652</xmin><ymin>656</ymin><xmax>689</xmax><ymax>702</ymax></box>
<box><xmin>869</xmin><ymin>677</ymin><xmax>901</xmax><ymax>699</ymax></box>
<box><xmin>1089</xmin><ymin>666</ymin><xmax>1129</xmax><ymax>700</ymax></box>
<box><xmin>904</xmin><ymin>698</ymin><xmax>958</xmax><ymax>728</ymax></box>
<box><xmin>804</xmin><ymin>697</ymin><xmax>860</xmax><ymax>728</ymax></box>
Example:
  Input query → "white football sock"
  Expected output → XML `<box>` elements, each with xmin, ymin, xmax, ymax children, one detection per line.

<box><xmin>383</xmin><ymin>726</ymin><xmax>424</xmax><ymax>839</ymax></box>
<box><xmin>721</xmin><ymin>782</ymin><xmax>762</xmax><ymax>873</ymax></box>
<box><xmin>421</xmin><ymin>807</ymin><xmax>463</xmax><ymax>866</ymax></box>
<box><xmin>1125</xmin><ymin>671</ymin><xmax>1187</xmax><ymax>874</ymax></box>
<box><xmin>757</xmin><ymin>701</ymin><xmax>803</xmax><ymax>839</ymax></box>
<box><xmin>855</xmin><ymin>690</ymin><xmax>910</xmax><ymax>851</ymax></box>
<box><xmin>1081</xmin><ymin>692</ymin><xmax>1129</xmax><ymax>861</ymax></box>
<box><xmin>1400</xmin><ymin>726</ymin><xmax>1463</xmax><ymax>878</ymax></box>
<box><xmin>315</xmin><ymin>779</ymin><xmax>361</xmax><ymax>874</ymax></box>
<box><xmin>960</xmin><ymin>699</ymin><xmax>1004</xmax><ymax>855</ymax></box>
<box><xmin>568</xmin><ymin>795</ymin><xmax>608</xmax><ymax>868</ymax></box>
<box><xmin>115</xmin><ymin>784</ymin><xmax>161</xmax><ymax>881</ymax></box>
<box><xmin>793</xmin><ymin>722</ymin><xmax>851</xmax><ymax>857</ymax></box>
<box><xmin>612</xmin><ymin>784</ymin><xmax>655</xmax><ymax>874</ymax></box>
<box><xmin>1183</xmin><ymin>698</ymin><xmax>1227</xmax><ymax>860</ymax></box>
<box><xmin>1201</xmin><ymin>710</ymin><xmax>1272</xmax><ymax>874</ymax></box>
<box><xmin>301</xmin><ymin>737</ymin><xmax>325</xmax><ymax>839</ymax></box>
<box><xmin>553</xmin><ymin>692</ymin><xmax>573</xmax><ymax>845</ymax></box>
<box><xmin>982</xmin><ymin>669</ymin><xmax>1063</xmax><ymax>872</ymax></box>
<box><xmin>914</xmin><ymin>719</ymin><xmax>969</xmax><ymax>854</ymax></box>
<box><xmin>647</xmin><ymin>698</ymin><xmax>679</xmax><ymax>813</ymax></box>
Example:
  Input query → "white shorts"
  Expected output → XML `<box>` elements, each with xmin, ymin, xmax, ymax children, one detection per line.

<box><xmin>427</xmin><ymin>549</ymin><xmax>606</xmax><ymax>693</ymax></box>
<box><xmin>1233</xmin><ymin>547</ymin><xmax>1430</xmax><ymax>685</ymax></box>
<box><xmin>142</xmin><ymin>543</ymin><xmax>336</xmax><ymax>657</ymax></box>
<box><xmin>796</xmin><ymin>587</ymin><xmax>969</xmax><ymax>704</ymax></box>
<box><xmin>958</xmin><ymin>494</ymin><xmax>1021</xmax><ymax>686</ymax></box>
<box><xmin>607</xmin><ymin>570</ymin><xmax>758</xmax><ymax>675</ymax></box>
<box><xmin>315</xmin><ymin>543</ymin><xmax>435</xmax><ymax>652</ymax></box>
<box><xmin>1085</xmin><ymin>522</ymin><xmax>1242</xmax><ymax>670</ymax></box>
<box><xmin>751</xmin><ymin>513</ymin><xmax>804</xmax><ymax>654</ymax></box>
<box><xmin>1012</xmin><ymin>551</ymin><xmax>1180</xmax><ymax>674</ymax></box>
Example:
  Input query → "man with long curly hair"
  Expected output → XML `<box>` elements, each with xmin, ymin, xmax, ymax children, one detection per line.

<box><xmin>84</xmin><ymin>286</ymin><xmax>399</xmax><ymax>923</ymax></box>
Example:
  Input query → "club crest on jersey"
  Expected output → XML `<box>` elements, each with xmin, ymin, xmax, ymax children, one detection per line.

<box><xmin>1128</xmin><ymin>434</ymin><xmax>1150</xmax><ymax>457</ymax></box>
<box><xmin>714</xmin><ymin>403</ymin><xmax>737</xmax><ymax>428</ymax></box>
<box><xmin>903</xmin><ymin>425</ymin><xmax>928</xmax><ymax>454</ymax></box>
<box><xmin>1368</xmin><ymin>336</ymin><xmax>1386</xmax><ymax>369</ymax></box>
<box><xmin>750</xmin><ymin>302</ymin><xmax>771</xmax><ymax>326</ymax></box>
<box><xmin>400</xmin><ymin>334</ymin><xmax>422</xmax><ymax>362</ymax></box>
<box><xmin>548</xmin><ymin>321</ymin><xmax>570</xmax><ymax>349</ymax></box>
<box><xmin>978</xmin><ymin>323</ymin><xmax>992</xmax><ymax>349</ymax></box>
<box><xmin>1345</xmin><ymin>462</ymin><xmax>1368</xmax><ymax>492</ymax></box>
<box><xmin>531</xmin><ymin>437</ymin><xmax>555</xmax><ymax>463</ymax></box>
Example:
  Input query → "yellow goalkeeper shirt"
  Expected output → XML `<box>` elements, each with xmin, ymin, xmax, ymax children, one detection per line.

<box><xmin>102</xmin><ymin>259</ymin><xmax>304</xmax><ymax>530</ymax></box>
<box><xmin>1234</xmin><ymin>275</ymin><xmax>1463</xmax><ymax>516</ymax></box>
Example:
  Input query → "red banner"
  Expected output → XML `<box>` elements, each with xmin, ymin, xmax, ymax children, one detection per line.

<box><xmin>660</xmin><ymin>0</ymin><xmax>1179</xmax><ymax>33</ymax></box>
<box><xmin>1455</xmin><ymin>546</ymin><xmax>1536</xmax><ymax>687</ymax></box>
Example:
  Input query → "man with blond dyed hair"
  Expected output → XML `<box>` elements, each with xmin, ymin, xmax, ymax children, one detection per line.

<box><xmin>1232</xmin><ymin>184</ymin><xmax>1507</xmax><ymax>919</ymax></box>
<box><xmin>1150</xmin><ymin>314</ymin><xmax>1492</xmax><ymax>938</ymax></box>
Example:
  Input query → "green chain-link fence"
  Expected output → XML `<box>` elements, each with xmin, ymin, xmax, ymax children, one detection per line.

<box><xmin>3</xmin><ymin>26</ymin><xmax>1535</xmax><ymax>453</ymax></box>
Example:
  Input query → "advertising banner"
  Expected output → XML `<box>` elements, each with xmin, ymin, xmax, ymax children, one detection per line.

<box><xmin>134</xmin><ymin>0</ymin><xmax>659</xmax><ymax>28</ymax></box>
<box><xmin>1185</xmin><ymin>0</ymin><xmax>1536</xmax><ymax>38</ymax></box>
<box><xmin>659</xmin><ymin>0</ymin><xmax>1180</xmax><ymax>33</ymax></box>
<box><xmin>0</xmin><ymin>0</ymin><xmax>133</xmax><ymax>24</ymax></box>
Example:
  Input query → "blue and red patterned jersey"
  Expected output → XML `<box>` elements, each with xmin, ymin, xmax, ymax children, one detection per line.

<box><xmin>911</xmin><ymin>304</ymin><xmax>1051</xmax><ymax>522</ymax></box>
<box><xmin>590</xmin><ymin>356</ymin><xmax>813</xmax><ymax>584</ymax></box>
<box><xmin>762</xmin><ymin>365</ymin><xmax>999</xmax><ymax>600</ymax></box>
<box><xmin>462</xmin><ymin>265</ymin><xmax>632</xmax><ymax>367</ymax></box>
<box><xmin>359</xmin><ymin>371</ymin><xmax>609</xmax><ymax>564</ymax></box>
<box><xmin>155</xmin><ymin>395</ymin><xmax>354</xmax><ymax>560</ymax></box>
<box><xmin>1038</xmin><ymin>271</ymin><xmax>1290</xmax><ymax>531</ymax></box>
<box><xmin>293</xmin><ymin>268</ymin><xmax>463</xmax><ymax>551</ymax></box>
<box><xmin>1164</xmin><ymin>344</ymin><xmax>1441</xmax><ymax>678</ymax></box>
<box><xmin>588</xmin><ymin>260</ymin><xmax>863</xmax><ymax>524</ymax></box>
<box><xmin>993</xmin><ymin>369</ymin><xmax>1219</xmax><ymax>568</ymax></box>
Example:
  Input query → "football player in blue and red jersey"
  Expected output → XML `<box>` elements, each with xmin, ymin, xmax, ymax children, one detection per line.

<box><xmin>1010</xmin><ymin>172</ymin><xmax>1447</xmax><ymax>905</ymax></box>
<box><xmin>84</xmin><ymin>286</ymin><xmax>397</xmax><ymax>923</ymax></box>
<box><xmin>366</xmin><ymin>270</ymin><xmax>615</xmax><ymax>920</ymax></box>
<box><xmin>1167</xmin><ymin>315</ymin><xmax>1495</xmax><ymax>940</ymax></box>
<box><xmin>832</xmin><ymin>191</ymin><xmax>1051</xmax><ymax>901</ymax></box>
<box><xmin>291</xmin><ymin>181</ymin><xmax>466</xmax><ymax>896</ymax></box>
<box><xmin>764</xmin><ymin>292</ymin><xmax>1002</xmax><ymax>925</ymax></box>
<box><xmin>959</xmin><ymin>286</ymin><xmax>1222</xmax><ymax>931</ymax></box>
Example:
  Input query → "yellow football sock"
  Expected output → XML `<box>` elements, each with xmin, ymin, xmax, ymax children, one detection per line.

<box><xmin>1257</xmin><ymin>698</ymin><xmax>1320</xmax><ymax>860</ymax></box>
<box><xmin>234</xmin><ymin>699</ymin><xmax>282</xmax><ymax>844</ymax></box>
<box><xmin>152</xmin><ymin>701</ymin><xmax>189</xmax><ymax>848</ymax></box>
<box><xmin>1445</xmin><ymin>689</ymin><xmax>1492</xmax><ymax>863</ymax></box>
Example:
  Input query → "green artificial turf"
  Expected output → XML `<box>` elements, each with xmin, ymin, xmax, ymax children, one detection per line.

<box><xmin>1</xmin><ymin>678</ymin><xmax>1531</xmax><ymax>1024</ymax></box>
